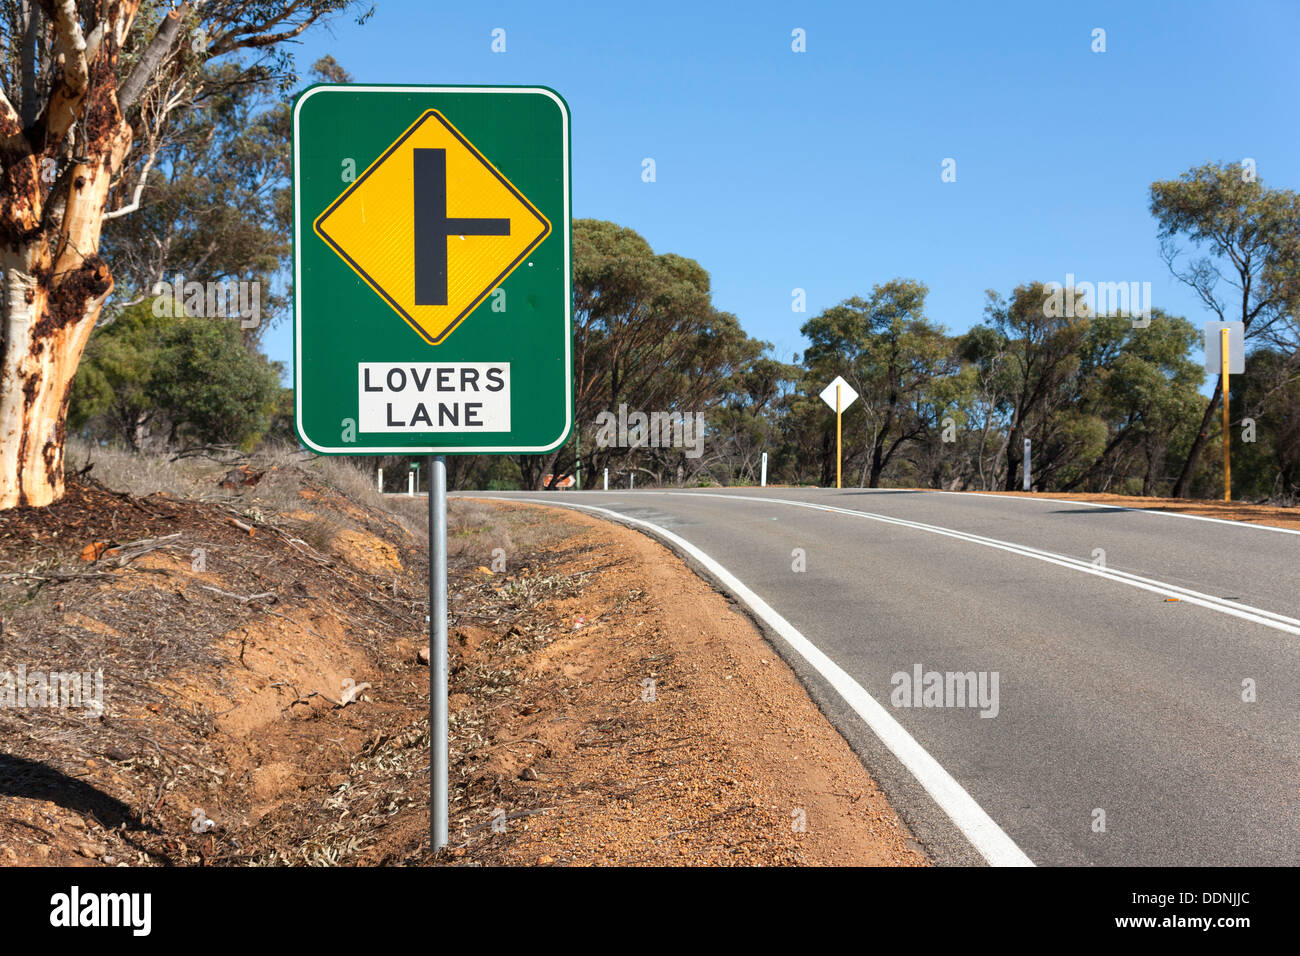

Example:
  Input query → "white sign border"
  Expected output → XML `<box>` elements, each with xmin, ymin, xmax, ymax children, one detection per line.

<box><xmin>292</xmin><ymin>84</ymin><xmax>572</xmax><ymax>454</ymax></box>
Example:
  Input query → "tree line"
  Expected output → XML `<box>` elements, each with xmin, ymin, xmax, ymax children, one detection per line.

<box><xmin>70</xmin><ymin>168</ymin><xmax>1300</xmax><ymax>504</ymax></box>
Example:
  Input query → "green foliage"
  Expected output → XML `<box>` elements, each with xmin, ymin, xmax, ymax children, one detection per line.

<box><xmin>70</xmin><ymin>303</ymin><xmax>281</xmax><ymax>451</ymax></box>
<box><xmin>1149</xmin><ymin>162</ymin><xmax>1300</xmax><ymax>494</ymax></box>
<box><xmin>100</xmin><ymin>56</ymin><xmax>357</xmax><ymax>343</ymax></box>
<box><xmin>1149</xmin><ymin>163</ymin><xmax>1300</xmax><ymax>345</ymax></box>
<box><xmin>1233</xmin><ymin>348</ymin><xmax>1300</xmax><ymax>500</ymax></box>
<box><xmin>153</xmin><ymin>318</ymin><xmax>282</xmax><ymax>448</ymax></box>
<box><xmin>529</xmin><ymin>218</ymin><xmax>771</xmax><ymax>489</ymax></box>
<box><xmin>265</xmin><ymin>387</ymin><xmax>297</xmax><ymax>445</ymax></box>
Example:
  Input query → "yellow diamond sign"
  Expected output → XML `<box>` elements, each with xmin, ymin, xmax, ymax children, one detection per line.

<box><xmin>313</xmin><ymin>109</ymin><xmax>551</xmax><ymax>345</ymax></box>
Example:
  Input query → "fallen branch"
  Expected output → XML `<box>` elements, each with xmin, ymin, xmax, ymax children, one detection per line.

<box><xmin>105</xmin><ymin>532</ymin><xmax>183</xmax><ymax>566</ymax></box>
<box><xmin>197</xmin><ymin>585</ymin><xmax>276</xmax><ymax>604</ymax></box>
<box><xmin>653</xmin><ymin>804</ymin><xmax>755</xmax><ymax>843</ymax></box>
<box><xmin>472</xmin><ymin>736</ymin><xmax>546</xmax><ymax>755</ymax></box>
<box><xmin>284</xmin><ymin>680</ymin><xmax>371</xmax><ymax>711</ymax></box>
<box><xmin>451</xmin><ymin>806</ymin><xmax>557</xmax><ymax>844</ymax></box>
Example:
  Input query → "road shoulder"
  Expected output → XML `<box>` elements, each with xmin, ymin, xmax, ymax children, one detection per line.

<box><xmin>451</xmin><ymin>500</ymin><xmax>926</xmax><ymax>866</ymax></box>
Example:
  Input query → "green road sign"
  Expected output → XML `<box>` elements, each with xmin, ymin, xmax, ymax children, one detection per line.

<box><xmin>292</xmin><ymin>85</ymin><xmax>572</xmax><ymax>454</ymax></box>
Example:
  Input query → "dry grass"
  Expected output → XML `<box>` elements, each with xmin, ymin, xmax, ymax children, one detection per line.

<box><xmin>62</xmin><ymin>442</ymin><xmax>570</xmax><ymax>581</ymax></box>
<box><xmin>447</xmin><ymin>496</ymin><xmax>579</xmax><ymax>571</ymax></box>
<box><xmin>65</xmin><ymin>438</ymin><xmax>211</xmax><ymax>499</ymax></box>
<box><xmin>66</xmin><ymin>440</ymin><xmax>430</xmax><ymax>538</ymax></box>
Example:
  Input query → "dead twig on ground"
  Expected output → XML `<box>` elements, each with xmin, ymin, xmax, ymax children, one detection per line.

<box><xmin>197</xmin><ymin>585</ymin><xmax>277</xmax><ymax>604</ymax></box>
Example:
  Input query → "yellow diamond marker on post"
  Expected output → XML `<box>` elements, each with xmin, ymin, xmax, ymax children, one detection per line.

<box><xmin>314</xmin><ymin>109</ymin><xmax>551</xmax><ymax>345</ymax></box>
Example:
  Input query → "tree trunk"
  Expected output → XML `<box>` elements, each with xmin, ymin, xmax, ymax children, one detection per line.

<box><xmin>819</xmin><ymin>426</ymin><xmax>833</xmax><ymax>486</ymax></box>
<box><xmin>1003</xmin><ymin>422</ymin><xmax>1021</xmax><ymax>491</ymax></box>
<box><xmin>0</xmin><ymin>8</ymin><xmax>136</xmax><ymax>510</ymax></box>
<box><xmin>0</xmin><ymin>117</ymin><xmax>132</xmax><ymax>508</ymax></box>
<box><xmin>533</xmin><ymin>449</ymin><xmax>561</xmax><ymax>489</ymax></box>
<box><xmin>0</xmin><ymin>260</ymin><xmax>109</xmax><ymax>507</ymax></box>
<box><xmin>1171</xmin><ymin>376</ymin><xmax>1223</xmax><ymax>499</ymax></box>
<box><xmin>868</xmin><ymin>432</ymin><xmax>885</xmax><ymax>488</ymax></box>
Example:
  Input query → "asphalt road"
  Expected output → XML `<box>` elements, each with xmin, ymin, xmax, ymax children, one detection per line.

<box><xmin>460</xmin><ymin>487</ymin><xmax>1299</xmax><ymax>866</ymax></box>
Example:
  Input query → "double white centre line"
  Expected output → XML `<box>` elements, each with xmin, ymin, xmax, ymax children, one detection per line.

<box><xmin>667</xmin><ymin>491</ymin><xmax>1300</xmax><ymax>639</ymax></box>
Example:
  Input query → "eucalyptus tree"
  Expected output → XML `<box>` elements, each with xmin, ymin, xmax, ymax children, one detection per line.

<box><xmin>1150</xmin><ymin>162</ymin><xmax>1300</xmax><ymax>497</ymax></box>
<box><xmin>546</xmin><ymin>219</ymin><xmax>764</xmax><ymax>490</ymax></box>
<box><xmin>803</xmin><ymin>279</ymin><xmax>958</xmax><ymax>488</ymax></box>
<box><xmin>0</xmin><ymin>1</ymin><xmax>363</xmax><ymax>508</ymax></box>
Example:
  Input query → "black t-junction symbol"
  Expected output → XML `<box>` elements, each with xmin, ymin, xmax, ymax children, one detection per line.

<box><xmin>413</xmin><ymin>147</ymin><xmax>511</xmax><ymax>306</ymax></box>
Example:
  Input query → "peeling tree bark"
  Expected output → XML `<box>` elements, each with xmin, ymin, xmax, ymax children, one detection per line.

<box><xmin>0</xmin><ymin>1</ymin><xmax>139</xmax><ymax>508</ymax></box>
<box><xmin>0</xmin><ymin>143</ymin><xmax>129</xmax><ymax>508</ymax></box>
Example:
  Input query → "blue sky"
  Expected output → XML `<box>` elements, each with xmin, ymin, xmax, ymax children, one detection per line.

<box><xmin>268</xmin><ymin>0</ymin><xmax>1300</xmax><ymax>373</ymax></box>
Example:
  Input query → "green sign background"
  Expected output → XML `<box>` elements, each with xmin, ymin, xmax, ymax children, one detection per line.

<box><xmin>292</xmin><ymin>85</ymin><xmax>572</xmax><ymax>454</ymax></box>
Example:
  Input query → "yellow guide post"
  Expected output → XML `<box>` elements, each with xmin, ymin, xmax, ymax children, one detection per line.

<box><xmin>1222</xmin><ymin>327</ymin><xmax>1231</xmax><ymax>502</ymax></box>
<box><xmin>836</xmin><ymin>384</ymin><xmax>842</xmax><ymax>489</ymax></box>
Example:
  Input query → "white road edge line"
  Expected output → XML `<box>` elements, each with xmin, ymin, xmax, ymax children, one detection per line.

<box><xmin>467</xmin><ymin>494</ymin><xmax>1035</xmax><ymax>868</ymax></box>
<box><xmin>662</xmin><ymin>492</ymin><xmax>1300</xmax><ymax>638</ymax></box>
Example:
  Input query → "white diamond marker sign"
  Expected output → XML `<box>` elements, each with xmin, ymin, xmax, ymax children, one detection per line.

<box><xmin>819</xmin><ymin>376</ymin><xmax>859</xmax><ymax>411</ymax></box>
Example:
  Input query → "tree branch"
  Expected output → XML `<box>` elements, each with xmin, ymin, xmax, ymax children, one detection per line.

<box><xmin>20</xmin><ymin>1</ymin><xmax>40</xmax><ymax>128</ymax></box>
<box><xmin>33</xmin><ymin>0</ymin><xmax>92</xmax><ymax>149</ymax></box>
<box><xmin>102</xmin><ymin>145</ymin><xmax>157</xmax><ymax>219</ymax></box>
<box><xmin>0</xmin><ymin>85</ymin><xmax>19</xmax><ymax>129</ymax></box>
<box><xmin>43</xmin><ymin>0</ymin><xmax>89</xmax><ymax>95</ymax></box>
<box><xmin>118</xmin><ymin>5</ymin><xmax>187</xmax><ymax>113</ymax></box>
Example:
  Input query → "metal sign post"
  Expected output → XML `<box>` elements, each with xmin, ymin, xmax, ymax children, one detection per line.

<box><xmin>1204</xmin><ymin>322</ymin><xmax>1244</xmax><ymax>503</ymax></box>
<box><xmin>428</xmin><ymin>455</ymin><xmax>448</xmax><ymax>849</ymax></box>
<box><xmin>836</xmin><ymin>385</ymin><xmax>842</xmax><ymax>488</ymax></box>
<box><xmin>293</xmin><ymin>85</ymin><xmax>572</xmax><ymax>856</ymax></box>
<box><xmin>1221</xmin><ymin>328</ymin><xmax>1231</xmax><ymax>502</ymax></box>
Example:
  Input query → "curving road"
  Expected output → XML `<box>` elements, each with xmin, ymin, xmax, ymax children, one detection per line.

<box><xmin>460</xmin><ymin>487</ymin><xmax>1300</xmax><ymax>867</ymax></box>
